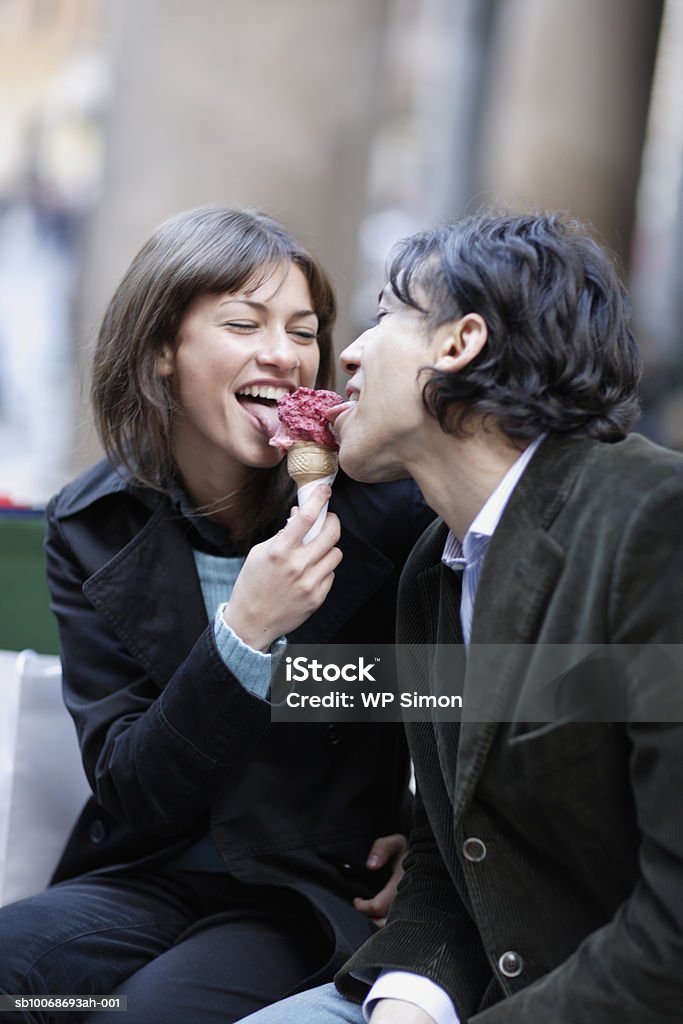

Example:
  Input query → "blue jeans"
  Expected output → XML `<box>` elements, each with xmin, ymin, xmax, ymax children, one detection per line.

<box><xmin>236</xmin><ymin>983</ymin><xmax>364</xmax><ymax>1024</ymax></box>
<box><xmin>0</xmin><ymin>869</ymin><xmax>329</xmax><ymax>1024</ymax></box>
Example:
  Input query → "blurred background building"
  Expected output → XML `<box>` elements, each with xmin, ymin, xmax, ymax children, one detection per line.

<box><xmin>1</xmin><ymin>0</ymin><xmax>682</xmax><ymax>503</ymax></box>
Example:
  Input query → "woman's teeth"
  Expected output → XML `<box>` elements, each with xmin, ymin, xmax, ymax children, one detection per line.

<box><xmin>237</xmin><ymin>385</ymin><xmax>289</xmax><ymax>401</ymax></box>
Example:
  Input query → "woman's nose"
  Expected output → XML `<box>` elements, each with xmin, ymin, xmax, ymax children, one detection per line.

<box><xmin>256</xmin><ymin>328</ymin><xmax>300</xmax><ymax>369</ymax></box>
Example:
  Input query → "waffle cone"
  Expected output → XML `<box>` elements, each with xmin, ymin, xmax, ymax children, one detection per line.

<box><xmin>287</xmin><ymin>442</ymin><xmax>338</xmax><ymax>486</ymax></box>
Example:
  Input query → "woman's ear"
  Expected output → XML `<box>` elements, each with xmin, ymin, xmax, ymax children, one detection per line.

<box><xmin>433</xmin><ymin>314</ymin><xmax>488</xmax><ymax>373</ymax></box>
<box><xmin>157</xmin><ymin>345</ymin><xmax>175</xmax><ymax>377</ymax></box>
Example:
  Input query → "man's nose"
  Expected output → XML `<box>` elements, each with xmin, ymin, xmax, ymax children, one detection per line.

<box><xmin>339</xmin><ymin>332</ymin><xmax>365</xmax><ymax>375</ymax></box>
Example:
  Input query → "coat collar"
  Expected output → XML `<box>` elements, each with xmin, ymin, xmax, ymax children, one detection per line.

<box><xmin>54</xmin><ymin>458</ymin><xmax>136</xmax><ymax>518</ymax></box>
<box><xmin>413</xmin><ymin>434</ymin><xmax>596</xmax><ymax>820</ymax></box>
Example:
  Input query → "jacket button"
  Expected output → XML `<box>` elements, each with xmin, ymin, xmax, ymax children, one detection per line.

<box><xmin>88</xmin><ymin>819</ymin><xmax>107</xmax><ymax>844</ymax></box>
<box><xmin>462</xmin><ymin>837</ymin><xmax>487</xmax><ymax>862</ymax></box>
<box><xmin>324</xmin><ymin>725</ymin><xmax>341</xmax><ymax>745</ymax></box>
<box><xmin>498</xmin><ymin>950</ymin><xmax>523</xmax><ymax>978</ymax></box>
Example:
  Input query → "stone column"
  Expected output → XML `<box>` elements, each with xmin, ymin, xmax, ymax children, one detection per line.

<box><xmin>479</xmin><ymin>0</ymin><xmax>663</xmax><ymax>261</ymax></box>
<box><xmin>73</xmin><ymin>0</ymin><xmax>388</xmax><ymax>469</ymax></box>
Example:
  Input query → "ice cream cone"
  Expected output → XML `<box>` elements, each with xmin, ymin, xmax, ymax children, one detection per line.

<box><xmin>287</xmin><ymin>442</ymin><xmax>339</xmax><ymax>487</ymax></box>
<box><xmin>286</xmin><ymin>442</ymin><xmax>338</xmax><ymax>544</ymax></box>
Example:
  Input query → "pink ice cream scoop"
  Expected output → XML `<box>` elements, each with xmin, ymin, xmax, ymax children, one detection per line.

<box><xmin>269</xmin><ymin>387</ymin><xmax>342</xmax><ymax>453</ymax></box>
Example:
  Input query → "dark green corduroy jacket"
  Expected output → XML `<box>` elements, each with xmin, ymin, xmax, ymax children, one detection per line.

<box><xmin>337</xmin><ymin>433</ymin><xmax>683</xmax><ymax>1023</ymax></box>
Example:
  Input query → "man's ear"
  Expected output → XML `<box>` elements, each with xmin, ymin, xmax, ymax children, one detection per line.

<box><xmin>157</xmin><ymin>345</ymin><xmax>175</xmax><ymax>377</ymax></box>
<box><xmin>433</xmin><ymin>314</ymin><xmax>487</xmax><ymax>373</ymax></box>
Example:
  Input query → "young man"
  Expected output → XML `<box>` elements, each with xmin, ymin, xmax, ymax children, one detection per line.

<box><xmin>238</xmin><ymin>212</ymin><xmax>683</xmax><ymax>1023</ymax></box>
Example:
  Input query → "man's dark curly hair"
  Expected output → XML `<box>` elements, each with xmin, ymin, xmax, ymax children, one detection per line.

<box><xmin>387</xmin><ymin>211</ymin><xmax>642</xmax><ymax>442</ymax></box>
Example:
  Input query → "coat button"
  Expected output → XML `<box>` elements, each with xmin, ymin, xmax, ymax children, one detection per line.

<box><xmin>462</xmin><ymin>837</ymin><xmax>487</xmax><ymax>862</ymax></box>
<box><xmin>88</xmin><ymin>819</ymin><xmax>107</xmax><ymax>844</ymax></box>
<box><xmin>323</xmin><ymin>725</ymin><xmax>341</xmax><ymax>745</ymax></box>
<box><xmin>498</xmin><ymin>950</ymin><xmax>523</xmax><ymax>978</ymax></box>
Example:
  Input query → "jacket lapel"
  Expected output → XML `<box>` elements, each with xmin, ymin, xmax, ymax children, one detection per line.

<box><xmin>409</xmin><ymin>524</ymin><xmax>467</xmax><ymax>800</ymax></box>
<box><xmin>431</xmin><ymin>564</ymin><xmax>466</xmax><ymax>799</ymax></box>
<box><xmin>453</xmin><ymin>529</ymin><xmax>564</xmax><ymax>819</ymax></box>
<box><xmin>449</xmin><ymin>436</ymin><xmax>594</xmax><ymax>821</ymax></box>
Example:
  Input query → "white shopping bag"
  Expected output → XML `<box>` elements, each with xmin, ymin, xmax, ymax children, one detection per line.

<box><xmin>0</xmin><ymin>650</ymin><xmax>90</xmax><ymax>906</ymax></box>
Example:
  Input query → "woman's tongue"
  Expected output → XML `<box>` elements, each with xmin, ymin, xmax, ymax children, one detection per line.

<box><xmin>241</xmin><ymin>397</ymin><xmax>280</xmax><ymax>438</ymax></box>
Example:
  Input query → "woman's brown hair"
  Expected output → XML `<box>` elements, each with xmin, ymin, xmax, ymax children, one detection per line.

<box><xmin>91</xmin><ymin>206</ymin><xmax>336</xmax><ymax>539</ymax></box>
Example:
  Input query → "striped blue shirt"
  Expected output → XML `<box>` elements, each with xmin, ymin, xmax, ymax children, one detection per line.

<box><xmin>441</xmin><ymin>435</ymin><xmax>544</xmax><ymax>644</ymax></box>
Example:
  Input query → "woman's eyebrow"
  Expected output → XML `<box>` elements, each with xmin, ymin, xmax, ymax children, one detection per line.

<box><xmin>217</xmin><ymin>298</ymin><xmax>265</xmax><ymax>311</ymax></box>
<box><xmin>217</xmin><ymin>298</ymin><xmax>317</xmax><ymax>318</ymax></box>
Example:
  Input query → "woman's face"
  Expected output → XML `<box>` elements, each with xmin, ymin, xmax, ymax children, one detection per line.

<box><xmin>161</xmin><ymin>262</ymin><xmax>321</xmax><ymax>487</ymax></box>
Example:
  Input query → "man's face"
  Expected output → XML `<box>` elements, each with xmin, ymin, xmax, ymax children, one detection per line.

<box><xmin>331</xmin><ymin>286</ymin><xmax>437</xmax><ymax>482</ymax></box>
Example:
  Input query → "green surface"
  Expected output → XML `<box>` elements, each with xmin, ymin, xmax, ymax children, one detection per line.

<box><xmin>0</xmin><ymin>515</ymin><xmax>60</xmax><ymax>655</ymax></box>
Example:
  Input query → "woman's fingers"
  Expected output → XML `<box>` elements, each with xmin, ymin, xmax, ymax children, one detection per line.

<box><xmin>309</xmin><ymin>546</ymin><xmax>343</xmax><ymax>600</ymax></box>
<box><xmin>224</xmin><ymin>484</ymin><xmax>342</xmax><ymax>649</ymax></box>
<box><xmin>284</xmin><ymin>484</ymin><xmax>333</xmax><ymax>545</ymax></box>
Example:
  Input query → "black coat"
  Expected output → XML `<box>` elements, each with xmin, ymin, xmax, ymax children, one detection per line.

<box><xmin>45</xmin><ymin>459</ymin><xmax>434</xmax><ymax>973</ymax></box>
<box><xmin>338</xmin><ymin>434</ymin><xmax>683</xmax><ymax>1021</ymax></box>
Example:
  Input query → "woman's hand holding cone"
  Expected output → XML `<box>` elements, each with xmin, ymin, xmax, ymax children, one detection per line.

<box><xmin>222</xmin><ymin>484</ymin><xmax>341</xmax><ymax>651</ymax></box>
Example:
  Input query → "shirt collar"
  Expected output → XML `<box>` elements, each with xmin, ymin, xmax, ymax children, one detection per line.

<box><xmin>442</xmin><ymin>434</ymin><xmax>545</xmax><ymax>568</ymax></box>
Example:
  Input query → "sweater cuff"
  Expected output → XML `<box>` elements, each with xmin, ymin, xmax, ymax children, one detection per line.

<box><xmin>213</xmin><ymin>603</ymin><xmax>285</xmax><ymax>700</ymax></box>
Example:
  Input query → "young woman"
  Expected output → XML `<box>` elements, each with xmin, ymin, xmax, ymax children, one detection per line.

<box><xmin>0</xmin><ymin>207</ymin><xmax>432</xmax><ymax>1024</ymax></box>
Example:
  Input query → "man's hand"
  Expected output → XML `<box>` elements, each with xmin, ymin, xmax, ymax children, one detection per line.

<box><xmin>354</xmin><ymin>833</ymin><xmax>408</xmax><ymax>927</ymax></box>
<box><xmin>369</xmin><ymin>999</ymin><xmax>437</xmax><ymax>1024</ymax></box>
